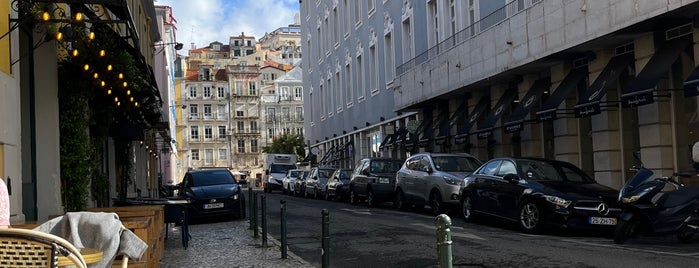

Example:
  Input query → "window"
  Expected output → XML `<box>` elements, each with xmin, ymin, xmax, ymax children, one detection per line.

<box><xmin>295</xmin><ymin>127</ymin><xmax>304</xmax><ymax>136</ymax></box>
<box><xmin>219</xmin><ymin>148</ymin><xmax>227</xmax><ymax>160</ymax></box>
<box><xmin>189</xmin><ymin>86</ymin><xmax>197</xmax><ymax>98</ymax></box>
<box><xmin>333</xmin><ymin>7</ymin><xmax>339</xmax><ymax>45</ymax></box>
<box><xmin>217</xmin><ymin>87</ymin><xmax>225</xmax><ymax>98</ymax></box>
<box><xmin>368</xmin><ymin>0</ymin><xmax>375</xmax><ymax>14</ymax></box>
<box><xmin>235</xmin><ymin>81</ymin><xmax>243</xmax><ymax>95</ymax></box>
<box><xmin>190</xmin><ymin>126</ymin><xmax>199</xmax><ymax>140</ymax></box>
<box><xmin>249</xmin><ymin>121</ymin><xmax>257</xmax><ymax>132</ymax></box>
<box><xmin>478</xmin><ymin>160</ymin><xmax>501</xmax><ymax>176</ymax></box>
<box><xmin>248</xmin><ymin>81</ymin><xmax>257</xmax><ymax>95</ymax></box>
<box><xmin>236</xmin><ymin>110</ymin><xmax>244</xmax><ymax>117</ymax></box>
<box><xmin>384</xmin><ymin>32</ymin><xmax>395</xmax><ymax>84</ymax></box>
<box><xmin>356</xmin><ymin>54</ymin><xmax>364</xmax><ymax>101</ymax></box>
<box><xmin>191</xmin><ymin>149</ymin><xmax>199</xmax><ymax>160</ymax></box>
<box><xmin>354</xmin><ymin>0</ymin><xmax>361</xmax><ymax>25</ymax></box>
<box><xmin>268</xmin><ymin>128</ymin><xmax>275</xmax><ymax>140</ymax></box>
<box><xmin>335</xmin><ymin>71</ymin><xmax>341</xmax><ymax>111</ymax></box>
<box><xmin>295</xmin><ymin>107</ymin><xmax>303</xmax><ymax>120</ymax></box>
<box><xmin>369</xmin><ymin>44</ymin><xmax>377</xmax><ymax>94</ymax></box>
<box><xmin>250</xmin><ymin>139</ymin><xmax>258</xmax><ymax>153</ymax></box>
<box><xmin>345</xmin><ymin>63</ymin><xmax>353</xmax><ymax>106</ymax></box>
<box><xmin>281</xmin><ymin>87</ymin><xmax>290</xmax><ymax>100</ymax></box>
<box><xmin>294</xmin><ymin>87</ymin><xmax>303</xmax><ymax>100</ymax></box>
<box><xmin>203</xmin><ymin>104</ymin><xmax>212</xmax><ymax>118</ymax></box>
<box><xmin>237</xmin><ymin>121</ymin><xmax>245</xmax><ymax>133</ymax></box>
<box><xmin>189</xmin><ymin>104</ymin><xmax>198</xmax><ymax>118</ymax></box>
<box><xmin>402</xmin><ymin>18</ymin><xmax>413</xmax><ymax>61</ymax></box>
<box><xmin>246</xmin><ymin>49</ymin><xmax>253</xmax><ymax>55</ymax></box>
<box><xmin>343</xmin><ymin>0</ymin><xmax>351</xmax><ymax>36</ymax></box>
<box><xmin>205</xmin><ymin>149</ymin><xmax>213</xmax><ymax>164</ymax></box>
<box><xmin>203</xmin><ymin>86</ymin><xmax>211</xmax><ymax>98</ymax></box>
<box><xmin>496</xmin><ymin>161</ymin><xmax>516</xmax><ymax>177</ymax></box>
<box><xmin>237</xmin><ymin>139</ymin><xmax>245</xmax><ymax>153</ymax></box>
<box><xmin>282</xmin><ymin>107</ymin><xmax>290</xmax><ymax>120</ymax></box>
<box><xmin>233</xmin><ymin>50</ymin><xmax>241</xmax><ymax>57</ymax></box>
<box><xmin>427</xmin><ymin>0</ymin><xmax>439</xmax><ymax>47</ymax></box>
<box><xmin>218</xmin><ymin>126</ymin><xmax>227</xmax><ymax>139</ymax></box>
<box><xmin>217</xmin><ymin>105</ymin><xmax>227</xmax><ymax>118</ymax></box>
<box><xmin>267</xmin><ymin>108</ymin><xmax>276</xmax><ymax>121</ymax></box>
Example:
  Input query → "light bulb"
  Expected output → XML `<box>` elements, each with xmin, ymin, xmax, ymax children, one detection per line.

<box><xmin>100</xmin><ymin>81</ymin><xmax>105</xmax><ymax>87</ymax></box>
<box><xmin>83</xmin><ymin>64</ymin><xmax>89</xmax><ymax>71</ymax></box>
<box><xmin>123</xmin><ymin>82</ymin><xmax>128</xmax><ymax>87</ymax></box>
<box><xmin>74</xmin><ymin>12</ymin><xmax>83</xmax><ymax>21</ymax></box>
<box><xmin>89</xmin><ymin>32</ymin><xmax>95</xmax><ymax>40</ymax></box>
<box><xmin>56</xmin><ymin>32</ymin><xmax>63</xmax><ymax>41</ymax></box>
<box><xmin>134</xmin><ymin>102</ymin><xmax>139</xmax><ymax>107</ymax></box>
<box><xmin>118</xmin><ymin>73</ymin><xmax>123</xmax><ymax>79</ymax></box>
<box><xmin>107</xmin><ymin>65</ymin><xmax>113</xmax><ymax>71</ymax></box>
<box><xmin>107</xmin><ymin>89</ymin><xmax>112</xmax><ymax>95</ymax></box>
<box><xmin>42</xmin><ymin>11</ymin><xmax>50</xmax><ymax>21</ymax></box>
<box><xmin>126</xmin><ymin>90</ymin><xmax>131</xmax><ymax>95</ymax></box>
<box><xmin>72</xmin><ymin>49</ymin><xmax>79</xmax><ymax>57</ymax></box>
<box><xmin>93</xmin><ymin>73</ymin><xmax>99</xmax><ymax>79</ymax></box>
<box><xmin>114</xmin><ymin>97</ymin><xmax>118</xmax><ymax>102</ymax></box>
<box><xmin>130</xmin><ymin>97</ymin><xmax>134</xmax><ymax>102</ymax></box>
<box><xmin>99</xmin><ymin>50</ymin><xmax>105</xmax><ymax>57</ymax></box>
<box><xmin>117</xmin><ymin>101</ymin><xmax>121</xmax><ymax>106</ymax></box>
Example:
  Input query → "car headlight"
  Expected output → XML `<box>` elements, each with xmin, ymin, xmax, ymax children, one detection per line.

<box><xmin>442</xmin><ymin>176</ymin><xmax>460</xmax><ymax>185</ymax></box>
<box><xmin>544</xmin><ymin>195</ymin><xmax>571</xmax><ymax>208</ymax></box>
<box><xmin>378</xmin><ymin>177</ymin><xmax>390</xmax><ymax>184</ymax></box>
<box><xmin>231</xmin><ymin>193</ymin><xmax>239</xmax><ymax>200</ymax></box>
<box><xmin>621</xmin><ymin>195</ymin><xmax>640</xmax><ymax>203</ymax></box>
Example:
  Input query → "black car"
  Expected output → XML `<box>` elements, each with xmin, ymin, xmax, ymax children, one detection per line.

<box><xmin>460</xmin><ymin>157</ymin><xmax>621</xmax><ymax>233</ymax></box>
<box><xmin>349</xmin><ymin>158</ymin><xmax>404</xmax><ymax>207</ymax></box>
<box><xmin>179</xmin><ymin>168</ymin><xmax>245</xmax><ymax>221</ymax></box>
<box><xmin>325</xmin><ymin>168</ymin><xmax>353</xmax><ymax>201</ymax></box>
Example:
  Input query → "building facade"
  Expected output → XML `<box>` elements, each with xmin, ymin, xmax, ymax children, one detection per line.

<box><xmin>302</xmin><ymin>0</ymin><xmax>699</xmax><ymax>188</ymax></box>
<box><xmin>260</xmin><ymin>66</ymin><xmax>305</xmax><ymax>148</ymax></box>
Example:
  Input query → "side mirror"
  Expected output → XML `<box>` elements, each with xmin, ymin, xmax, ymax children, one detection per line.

<box><xmin>265</xmin><ymin>170</ymin><xmax>270</xmax><ymax>175</ymax></box>
<box><xmin>503</xmin><ymin>173</ymin><xmax>519</xmax><ymax>183</ymax></box>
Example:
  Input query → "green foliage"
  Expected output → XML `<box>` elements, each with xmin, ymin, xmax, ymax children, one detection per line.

<box><xmin>262</xmin><ymin>134</ymin><xmax>306</xmax><ymax>159</ymax></box>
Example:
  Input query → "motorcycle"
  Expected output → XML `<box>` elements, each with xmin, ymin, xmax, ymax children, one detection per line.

<box><xmin>614</xmin><ymin>153</ymin><xmax>699</xmax><ymax>244</ymax></box>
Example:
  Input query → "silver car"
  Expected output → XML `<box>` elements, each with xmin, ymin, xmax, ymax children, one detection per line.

<box><xmin>281</xmin><ymin>169</ymin><xmax>302</xmax><ymax>195</ymax></box>
<box><xmin>394</xmin><ymin>153</ymin><xmax>482</xmax><ymax>215</ymax></box>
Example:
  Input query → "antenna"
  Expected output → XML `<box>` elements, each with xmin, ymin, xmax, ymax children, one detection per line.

<box><xmin>189</xmin><ymin>26</ymin><xmax>195</xmax><ymax>48</ymax></box>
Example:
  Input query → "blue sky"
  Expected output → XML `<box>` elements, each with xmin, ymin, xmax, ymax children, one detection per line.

<box><xmin>155</xmin><ymin>0</ymin><xmax>300</xmax><ymax>54</ymax></box>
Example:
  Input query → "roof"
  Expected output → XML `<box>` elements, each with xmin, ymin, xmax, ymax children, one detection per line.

<box><xmin>185</xmin><ymin>69</ymin><xmax>199</xmax><ymax>81</ymax></box>
<box><xmin>214</xmin><ymin>69</ymin><xmax>227</xmax><ymax>81</ymax></box>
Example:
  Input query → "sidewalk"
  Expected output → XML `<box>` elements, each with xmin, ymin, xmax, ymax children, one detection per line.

<box><xmin>160</xmin><ymin>218</ymin><xmax>315</xmax><ymax>268</ymax></box>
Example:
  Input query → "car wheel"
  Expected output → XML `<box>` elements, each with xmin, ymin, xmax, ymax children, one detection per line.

<box><xmin>394</xmin><ymin>189</ymin><xmax>408</xmax><ymax>211</ymax></box>
<box><xmin>461</xmin><ymin>195</ymin><xmax>477</xmax><ymax>222</ymax></box>
<box><xmin>367</xmin><ymin>188</ymin><xmax>377</xmax><ymax>208</ymax></box>
<box><xmin>677</xmin><ymin>224</ymin><xmax>695</xmax><ymax>243</ymax></box>
<box><xmin>350</xmin><ymin>188</ymin><xmax>358</xmax><ymax>205</ymax></box>
<box><xmin>429</xmin><ymin>191</ymin><xmax>444</xmax><ymax>216</ymax></box>
<box><xmin>614</xmin><ymin>218</ymin><xmax>639</xmax><ymax>244</ymax></box>
<box><xmin>519</xmin><ymin>200</ymin><xmax>543</xmax><ymax>234</ymax></box>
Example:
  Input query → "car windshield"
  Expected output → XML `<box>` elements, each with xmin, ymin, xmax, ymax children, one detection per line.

<box><xmin>370</xmin><ymin>160</ymin><xmax>403</xmax><ymax>173</ymax></box>
<box><xmin>518</xmin><ymin>159</ymin><xmax>594</xmax><ymax>183</ymax></box>
<box><xmin>433</xmin><ymin>155</ymin><xmax>481</xmax><ymax>172</ymax></box>
<box><xmin>191</xmin><ymin>170</ymin><xmax>236</xmax><ymax>186</ymax></box>
<box><xmin>271</xmin><ymin>164</ymin><xmax>296</xmax><ymax>173</ymax></box>
<box><xmin>288</xmin><ymin>170</ymin><xmax>300</xmax><ymax>177</ymax></box>
<box><xmin>318</xmin><ymin>169</ymin><xmax>335</xmax><ymax>178</ymax></box>
<box><xmin>339</xmin><ymin>169</ymin><xmax>352</xmax><ymax>179</ymax></box>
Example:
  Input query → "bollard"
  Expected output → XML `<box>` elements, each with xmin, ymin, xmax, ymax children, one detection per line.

<box><xmin>248</xmin><ymin>187</ymin><xmax>253</xmax><ymax>229</ymax></box>
<box><xmin>321</xmin><ymin>209</ymin><xmax>329</xmax><ymax>268</ymax></box>
<box><xmin>434</xmin><ymin>214</ymin><xmax>453</xmax><ymax>268</ymax></box>
<box><xmin>261</xmin><ymin>194</ymin><xmax>268</xmax><ymax>247</ymax></box>
<box><xmin>281</xmin><ymin>200</ymin><xmax>288</xmax><ymax>259</ymax></box>
<box><xmin>253</xmin><ymin>192</ymin><xmax>258</xmax><ymax>238</ymax></box>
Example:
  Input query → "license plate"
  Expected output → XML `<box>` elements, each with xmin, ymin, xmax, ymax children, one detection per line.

<box><xmin>589</xmin><ymin>217</ymin><xmax>617</xmax><ymax>225</ymax></box>
<box><xmin>204</xmin><ymin>203</ymin><xmax>224</xmax><ymax>209</ymax></box>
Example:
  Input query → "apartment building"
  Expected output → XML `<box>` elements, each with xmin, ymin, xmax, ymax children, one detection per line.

<box><xmin>260</xmin><ymin>66</ymin><xmax>305</xmax><ymax>146</ymax></box>
<box><xmin>302</xmin><ymin>0</ymin><xmax>699</xmax><ymax>188</ymax></box>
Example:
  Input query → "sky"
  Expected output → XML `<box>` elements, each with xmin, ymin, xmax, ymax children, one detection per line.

<box><xmin>154</xmin><ymin>0</ymin><xmax>300</xmax><ymax>54</ymax></box>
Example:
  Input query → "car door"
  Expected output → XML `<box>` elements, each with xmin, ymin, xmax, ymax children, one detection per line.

<box><xmin>397</xmin><ymin>156</ymin><xmax>418</xmax><ymax>199</ymax></box>
<box><xmin>351</xmin><ymin>160</ymin><xmax>369</xmax><ymax>196</ymax></box>
<box><xmin>469</xmin><ymin>160</ymin><xmax>502</xmax><ymax>214</ymax></box>
<box><xmin>413</xmin><ymin>156</ymin><xmax>434</xmax><ymax>203</ymax></box>
<box><xmin>493</xmin><ymin>160</ymin><xmax>524</xmax><ymax>219</ymax></box>
<box><xmin>306</xmin><ymin>168</ymin><xmax>319</xmax><ymax>194</ymax></box>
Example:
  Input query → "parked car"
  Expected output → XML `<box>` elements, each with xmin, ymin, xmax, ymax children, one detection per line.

<box><xmin>349</xmin><ymin>158</ymin><xmax>404</xmax><ymax>207</ymax></box>
<box><xmin>178</xmin><ymin>168</ymin><xmax>245</xmax><ymax>221</ymax></box>
<box><xmin>304</xmin><ymin>167</ymin><xmax>336</xmax><ymax>199</ymax></box>
<box><xmin>325</xmin><ymin>168</ymin><xmax>353</xmax><ymax>201</ymax></box>
<box><xmin>281</xmin><ymin>169</ymin><xmax>302</xmax><ymax>195</ymax></box>
<box><xmin>460</xmin><ymin>157</ymin><xmax>621</xmax><ymax>233</ymax></box>
<box><xmin>395</xmin><ymin>153</ymin><xmax>482</xmax><ymax>215</ymax></box>
<box><xmin>293</xmin><ymin>170</ymin><xmax>310</xmax><ymax>197</ymax></box>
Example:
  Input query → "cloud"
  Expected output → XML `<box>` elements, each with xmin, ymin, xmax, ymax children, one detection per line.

<box><xmin>155</xmin><ymin>0</ymin><xmax>299</xmax><ymax>54</ymax></box>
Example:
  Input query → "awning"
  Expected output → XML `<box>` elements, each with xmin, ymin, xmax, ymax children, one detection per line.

<box><xmin>454</xmin><ymin>95</ymin><xmax>490</xmax><ymax>144</ymax></box>
<box><xmin>318</xmin><ymin>145</ymin><xmax>338</xmax><ymax>164</ymax></box>
<box><xmin>379</xmin><ymin>133</ymin><xmax>395</xmax><ymax>149</ymax></box>
<box><xmin>536</xmin><ymin>67</ymin><xmax>588</xmax><ymax>121</ymax></box>
<box><xmin>683</xmin><ymin>63</ymin><xmax>699</xmax><ymax>97</ymax></box>
<box><xmin>503</xmin><ymin>78</ymin><xmax>551</xmax><ymax>133</ymax></box>
<box><xmin>473</xmin><ymin>87</ymin><xmax>519</xmax><ymax>139</ymax></box>
<box><xmin>393</xmin><ymin>127</ymin><xmax>408</xmax><ymax>145</ymax></box>
<box><xmin>621</xmin><ymin>36</ymin><xmax>691</xmax><ymax>108</ymax></box>
<box><xmin>574</xmin><ymin>53</ymin><xmax>634</xmax><ymax>117</ymax></box>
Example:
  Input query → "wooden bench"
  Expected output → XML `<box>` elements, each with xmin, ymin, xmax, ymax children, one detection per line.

<box><xmin>89</xmin><ymin>205</ymin><xmax>164</xmax><ymax>268</ymax></box>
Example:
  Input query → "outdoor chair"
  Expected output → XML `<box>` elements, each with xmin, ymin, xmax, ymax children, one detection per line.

<box><xmin>0</xmin><ymin>227</ymin><xmax>87</xmax><ymax>268</ymax></box>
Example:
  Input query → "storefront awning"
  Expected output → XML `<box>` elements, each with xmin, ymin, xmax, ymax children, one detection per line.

<box><xmin>393</xmin><ymin>127</ymin><xmax>408</xmax><ymax>145</ymax></box>
<box><xmin>621</xmin><ymin>36</ymin><xmax>691</xmax><ymax>108</ymax></box>
<box><xmin>473</xmin><ymin>87</ymin><xmax>519</xmax><ymax>139</ymax></box>
<box><xmin>454</xmin><ymin>95</ymin><xmax>490</xmax><ymax>144</ymax></box>
<box><xmin>683</xmin><ymin>61</ymin><xmax>699</xmax><ymax>97</ymax></box>
<box><xmin>536</xmin><ymin>67</ymin><xmax>588</xmax><ymax>121</ymax></box>
<box><xmin>379</xmin><ymin>133</ymin><xmax>395</xmax><ymax>149</ymax></box>
<box><xmin>503</xmin><ymin>78</ymin><xmax>551</xmax><ymax>133</ymax></box>
<box><xmin>574</xmin><ymin>53</ymin><xmax>634</xmax><ymax>117</ymax></box>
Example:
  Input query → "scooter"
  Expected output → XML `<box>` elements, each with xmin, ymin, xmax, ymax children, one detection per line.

<box><xmin>614</xmin><ymin>153</ymin><xmax>699</xmax><ymax>244</ymax></box>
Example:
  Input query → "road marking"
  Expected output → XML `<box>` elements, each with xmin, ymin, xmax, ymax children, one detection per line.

<box><xmin>519</xmin><ymin>234</ymin><xmax>699</xmax><ymax>257</ymax></box>
<box><xmin>340</xmin><ymin>208</ymin><xmax>372</xmax><ymax>215</ymax></box>
<box><xmin>411</xmin><ymin>223</ymin><xmax>485</xmax><ymax>240</ymax></box>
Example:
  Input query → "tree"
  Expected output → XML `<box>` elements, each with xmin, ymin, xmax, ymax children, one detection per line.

<box><xmin>262</xmin><ymin>133</ymin><xmax>306</xmax><ymax>159</ymax></box>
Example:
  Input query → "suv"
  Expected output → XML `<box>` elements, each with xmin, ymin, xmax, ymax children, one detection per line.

<box><xmin>349</xmin><ymin>158</ymin><xmax>404</xmax><ymax>207</ymax></box>
<box><xmin>395</xmin><ymin>153</ymin><xmax>481</xmax><ymax>215</ymax></box>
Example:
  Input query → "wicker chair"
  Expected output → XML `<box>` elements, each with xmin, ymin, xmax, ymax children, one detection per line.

<box><xmin>0</xmin><ymin>228</ymin><xmax>87</xmax><ymax>268</ymax></box>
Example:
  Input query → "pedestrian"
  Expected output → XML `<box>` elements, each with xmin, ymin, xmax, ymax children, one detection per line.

<box><xmin>0</xmin><ymin>178</ymin><xmax>10</xmax><ymax>228</ymax></box>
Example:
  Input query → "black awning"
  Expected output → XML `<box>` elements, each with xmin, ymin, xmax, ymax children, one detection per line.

<box><xmin>684</xmin><ymin>65</ymin><xmax>699</xmax><ymax>97</ymax></box>
<box><xmin>621</xmin><ymin>37</ymin><xmax>691</xmax><ymax>108</ymax></box>
<box><xmin>574</xmin><ymin>53</ymin><xmax>634</xmax><ymax>117</ymax></box>
<box><xmin>473</xmin><ymin>87</ymin><xmax>519</xmax><ymax>139</ymax></box>
<box><xmin>379</xmin><ymin>133</ymin><xmax>395</xmax><ymax>149</ymax></box>
<box><xmin>454</xmin><ymin>94</ymin><xmax>490</xmax><ymax>142</ymax></box>
<box><xmin>393</xmin><ymin>127</ymin><xmax>408</xmax><ymax>145</ymax></box>
<box><xmin>318</xmin><ymin>145</ymin><xmax>337</xmax><ymax>164</ymax></box>
<box><xmin>536</xmin><ymin>67</ymin><xmax>588</xmax><ymax>121</ymax></box>
<box><xmin>503</xmin><ymin>78</ymin><xmax>551</xmax><ymax>133</ymax></box>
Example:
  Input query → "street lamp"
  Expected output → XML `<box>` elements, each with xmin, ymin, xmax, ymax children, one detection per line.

<box><xmin>152</xmin><ymin>42</ymin><xmax>184</xmax><ymax>53</ymax></box>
